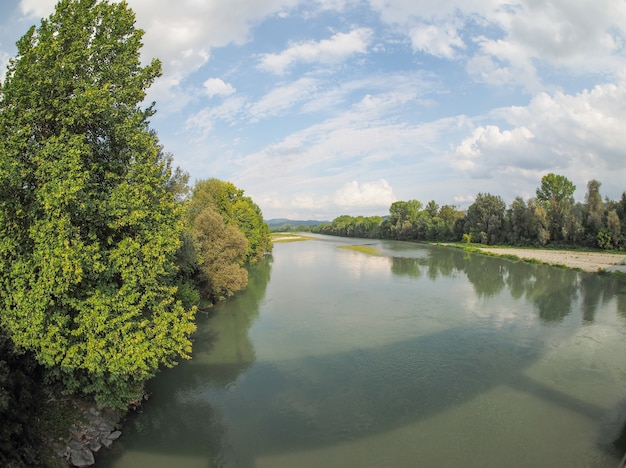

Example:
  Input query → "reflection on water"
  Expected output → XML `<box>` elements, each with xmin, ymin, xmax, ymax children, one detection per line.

<box><xmin>98</xmin><ymin>236</ymin><xmax>626</xmax><ymax>467</ymax></box>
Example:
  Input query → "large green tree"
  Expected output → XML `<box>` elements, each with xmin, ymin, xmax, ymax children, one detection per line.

<box><xmin>536</xmin><ymin>173</ymin><xmax>576</xmax><ymax>242</ymax></box>
<box><xmin>0</xmin><ymin>0</ymin><xmax>195</xmax><ymax>407</ymax></box>
<box><xmin>584</xmin><ymin>179</ymin><xmax>604</xmax><ymax>241</ymax></box>
<box><xmin>192</xmin><ymin>206</ymin><xmax>249</xmax><ymax>302</ymax></box>
<box><xmin>188</xmin><ymin>178</ymin><xmax>272</xmax><ymax>263</ymax></box>
<box><xmin>464</xmin><ymin>193</ymin><xmax>506</xmax><ymax>244</ymax></box>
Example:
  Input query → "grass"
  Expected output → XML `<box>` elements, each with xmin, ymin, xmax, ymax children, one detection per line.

<box><xmin>598</xmin><ymin>269</ymin><xmax>626</xmax><ymax>279</ymax></box>
<box><xmin>337</xmin><ymin>244</ymin><xmax>380</xmax><ymax>255</ymax></box>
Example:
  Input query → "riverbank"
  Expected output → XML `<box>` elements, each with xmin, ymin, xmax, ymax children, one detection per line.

<box><xmin>271</xmin><ymin>233</ymin><xmax>311</xmax><ymax>242</ymax></box>
<box><xmin>473</xmin><ymin>247</ymin><xmax>626</xmax><ymax>273</ymax></box>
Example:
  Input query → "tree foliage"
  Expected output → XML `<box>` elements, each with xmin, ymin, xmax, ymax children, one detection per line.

<box><xmin>536</xmin><ymin>173</ymin><xmax>576</xmax><ymax>242</ymax></box>
<box><xmin>185</xmin><ymin>179</ymin><xmax>272</xmax><ymax>303</ymax></box>
<box><xmin>314</xmin><ymin>174</ymin><xmax>625</xmax><ymax>251</ymax></box>
<box><xmin>188</xmin><ymin>179</ymin><xmax>271</xmax><ymax>263</ymax></box>
<box><xmin>464</xmin><ymin>193</ymin><xmax>506</xmax><ymax>245</ymax></box>
<box><xmin>0</xmin><ymin>0</ymin><xmax>195</xmax><ymax>407</ymax></box>
<box><xmin>192</xmin><ymin>206</ymin><xmax>249</xmax><ymax>302</ymax></box>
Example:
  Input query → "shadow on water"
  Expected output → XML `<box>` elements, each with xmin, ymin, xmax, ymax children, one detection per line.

<box><xmin>98</xmin><ymin>242</ymin><xmax>626</xmax><ymax>466</ymax></box>
<box><xmin>101</xmin><ymin>325</ymin><xmax>616</xmax><ymax>466</ymax></box>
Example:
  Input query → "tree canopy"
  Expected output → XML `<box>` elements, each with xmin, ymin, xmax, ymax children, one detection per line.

<box><xmin>0</xmin><ymin>0</ymin><xmax>195</xmax><ymax>407</ymax></box>
<box><xmin>315</xmin><ymin>173</ymin><xmax>625</xmax><ymax>250</ymax></box>
<box><xmin>188</xmin><ymin>178</ymin><xmax>272</xmax><ymax>264</ymax></box>
<box><xmin>184</xmin><ymin>178</ymin><xmax>272</xmax><ymax>302</ymax></box>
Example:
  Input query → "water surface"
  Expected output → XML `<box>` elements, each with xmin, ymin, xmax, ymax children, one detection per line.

<box><xmin>99</xmin><ymin>236</ymin><xmax>626</xmax><ymax>467</ymax></box>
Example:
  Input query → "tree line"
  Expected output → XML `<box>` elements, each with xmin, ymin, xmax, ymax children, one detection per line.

<box><xmin>314</xmin><ymin>173</ymin><xmax>626</xmax><ymax>250</ymax></box>
<box><xmin>0</xmin><ymin>1</ymin><xmax>270</xmax><ymax>465</ymax></box>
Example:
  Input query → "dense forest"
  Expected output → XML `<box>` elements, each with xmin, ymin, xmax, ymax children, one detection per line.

<box><xmin>0</xmin><ymin>1</ymin><xmax>271</xmax><ymax>465</ymax></box>
<box><xmin>314</xmin><ymin>173</ymin><xmax>626</xmax><ymax>251</ymax></box>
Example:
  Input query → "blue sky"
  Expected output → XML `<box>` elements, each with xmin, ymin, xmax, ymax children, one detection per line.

<box><xmin>1</xmin><ymin>0</ymin><xmax>626</xmax><ymax>220</ymax></box>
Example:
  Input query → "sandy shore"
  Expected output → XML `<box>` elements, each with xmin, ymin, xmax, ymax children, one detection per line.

<box><xmin>477</xmin><ymin>247</ymin><xmax>626</xmax><ymax>273</ymax></box>
<box><xmin>271</xmin><ymin>234</ymin><xmax>309</xmax><ymax>242</ymax></box>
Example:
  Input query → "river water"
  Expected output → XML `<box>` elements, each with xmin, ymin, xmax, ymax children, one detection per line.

<box><xmin>98</xmin><ymin>235</ymin><xmax>626</xmax><ymax>467</ymax></box>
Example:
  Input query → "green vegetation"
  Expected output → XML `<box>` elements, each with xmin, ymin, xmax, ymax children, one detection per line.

<box><xmin>0</xmin><ymin>1</ymin><xmax>272</xmax><ymax>464</ymax></box>
<box><xmin>0</xmin><ymin>0</ymin><xmax>195</xmax><ymax>410</ymax></box>
<box><xmin>314</xmin><ymin>173</ymin><xmax>626</xmax><ymax>251</ymax></box>
<box><xmin>184</xmin><ymin>178</ymin><xmax>272</xmax><ymax>304</ymax></box>
<box><xmin>338</xmin><ymin>245</ymin><xmax>380</xmax><ymax>255</ymax></box>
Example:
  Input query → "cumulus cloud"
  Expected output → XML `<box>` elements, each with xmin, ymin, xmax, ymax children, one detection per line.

<box><xmin>19</xmin><ymin>0</ymin><xmax>55</xmax><ymax>18</ymax></box>
<box><xmin>366</xmin><ymin>0</ymin><xmax>626</xmax><ymax>90</ymax></box>
<box><xmin>203</xmin><ymin>78</ymin><xmax>236</xmax><ymax>97</ymax></box>
<box><xmin>334</xmin><ymin>179</ymin><xmax>397</xmax><ymax>208</ymax></box>
<box><xmin>409</xmin><ymin>22</ymin><xmax>465</xmax><ymax>58</ymax></box>
<box><xmin>14</xmin><ymin>0</ymin><xmax>626</xmax><ymax>216</ymax></box>
<box><xmin>451</xmin><ymin>80</ymin><xmax>626</xmax><ymax>192</ymax></box>
<box><xmin>258</xmin><ymin>27</ymin><xmax>373</xmax><ymax>74</ymax></box>
<box><xmin>453</xmin><ymin>125</ymin><xmax>537</xmax><ymax>175</ymax></box>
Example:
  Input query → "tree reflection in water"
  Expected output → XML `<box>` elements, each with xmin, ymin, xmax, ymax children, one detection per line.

<box><xmin>98</xmin><ymin>242</ymin><xmax>626</xmax><ymax>467</ymax></box>
<box><xmin>390</xmin><ymin>245</ymin><xmax>626</xmax><ymax>325</ymax></box>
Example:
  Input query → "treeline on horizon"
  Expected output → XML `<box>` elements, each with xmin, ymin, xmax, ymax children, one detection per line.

<box><xmin>0</xmin><ymin>1</ymin><xmax>271</xmax><ymax>466</ymax></box>
<box><xmin>313</xmin><ymin>173</ymin><xmax>626</xmax><ymax>251</ymax></box>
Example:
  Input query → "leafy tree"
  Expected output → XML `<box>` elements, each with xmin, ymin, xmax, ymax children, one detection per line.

<box><xmin>584</xmin><ymin>179</ymin><xmax>604</xmax><ymax>242</ymax></box>
<box><xmin>189</xmin><ymin>179</ymin><xmax>271</xmax><ymax>263</ymax></box>
<box><xmin>604</xmin><ymin>210</ymin><xmax>622</xmax><ymax>249</ymax></box>
<box><xmin>185</xmin><ymin>179</ymin><xmax>271</xmax><ymax>302</ymax></box>
<box><xmin>0</xmin><ymin>0</ymin><xmax>195</xmax><ymax>407</ymax></box>
<box><xmin>425</xmin><ymin>200</ymin><xmax>439</xmax><ymax>217</ymax></box>
<box><xmin>536</xmin><ymin>173</ymin><xmax>576</xmax><ymax>241</ymax></box>
<box><xmin>192</xmin><ymin>206</ymin><xmax>248</xmax><ymax>302</ymax></box>
<box><xmin>525</xmin><ymin>198</ymin><xmax>550</xmax><ymax>245</ymax></box>
<box><xmin>464</xmin><ymin>193</ymin><xmax>506</xmax><ymax>244</ymax></box>
<box><xmin>617</xmin><ymin>193</ymin><xmax>626</xmax><ymax>225</ymax></box>
<box><xmin>507</xmin><ymin>196</ymin><xmax>532</xmax><ymax>244</ymax></box>
<box><xmin>388</xmin><ymin>200</ymin><xmax>421</xmax><ymax>239</ymax></box>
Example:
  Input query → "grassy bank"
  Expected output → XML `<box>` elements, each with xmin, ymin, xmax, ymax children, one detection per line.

<box><xmin>337</xmin><ymin>245</ymin><xmax>380</xmax><ymax>255</ymax></box>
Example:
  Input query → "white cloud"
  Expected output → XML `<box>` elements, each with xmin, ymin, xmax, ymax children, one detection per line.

<box><xmin>19</xmin><ymin>0</ymin><xmax>55</xmax><ymax>18</ymax></box>
<box><xmin>453</xmin><ymin>125</ymin><xmax>537</xmax><ymax>175</ymax></box>
<box><xmin>334</xmin><ymin>179</ymin><xmax>397</xmax><ymax>208</ymax></box>
<box><xmin>116</xmin><ymin>0</ymin><xmax>304</xmax><ymax>109</ymax></box>
<box><xmin>409</xmin><ymin>22</ymin><xmax>464</xmax><ymax>58</ymax></box>
<box><xmin>249</xmin><ymin>77</ymin><xmax>319</xmax><ymax>119</ymax></box>
<box><xmin>450</xmin><ymin>80</ymin><xmax>626</xmax><ymax>195</ymax></box>
<box><xmin>189</xmin><ymin>70</ymin><xmax>430</xmax><ymax>137</ymax></box>
<box><xmin>367</xmin><ymin>0</ymin><xmax>626</xmax><ymax>90</ymax></box>
<box><xmin>292</xmin><ymin>193</ymin><xmax>331</xmax><ymax>211</ymax></box>
<box><xmin>258</xmin><ymin>27</ymin><xmax>373</xmax><ymax>74</ymax></box>
<box><xmin>186</xmin><ymin>96</ymin><xmax>248</xmax><ymax>137</ymax></box>
<box><xmin>0</xmin><ymin>49</ymin><xmax>9</xmax><ymax>79</ymax></box>
<box><xmin>467</xmin><ymin>37</ymin><xmax>542</xmax><ymax>91</ymax></box>
<box><xmin>477</xmin><ymin>0</ymin><xmax>626</xmax><ymax>89</ymax></box>
<box><xmin>203</xmin><ymin>78</ymin><xmax>236</xmax><ymax>97</ymax></box>
<box><xmin>453</xmin><ymin>195</ymin><xmax>475</xmax><ymax>204</ymax></box>
<box><xmin>230</xmin><ymin>95</ymin><xmax>461</xmax><ymax>218</ymax></box>
<box><xmin>12</xmin><ymin>0</ymin><xmax>626</xmax><ymax>217</ymax></box>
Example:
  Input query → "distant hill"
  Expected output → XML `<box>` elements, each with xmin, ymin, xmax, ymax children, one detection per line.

<box><xmin>265</xmin><ymin>218</ymin><xmax>328</xmax><ymax>227</ymax></box>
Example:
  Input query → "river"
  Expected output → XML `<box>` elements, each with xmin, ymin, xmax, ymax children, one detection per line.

<box><xmin>98</xmin><ymin>235</ymin><xmax>626</xmax><ymax>467</ymax></box>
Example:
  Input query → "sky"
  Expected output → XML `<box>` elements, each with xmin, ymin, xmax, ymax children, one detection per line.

<box><xmin>1</xmin><ymin>0</ymin><xmax>626</xmax><ymax>220</ymax></box>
